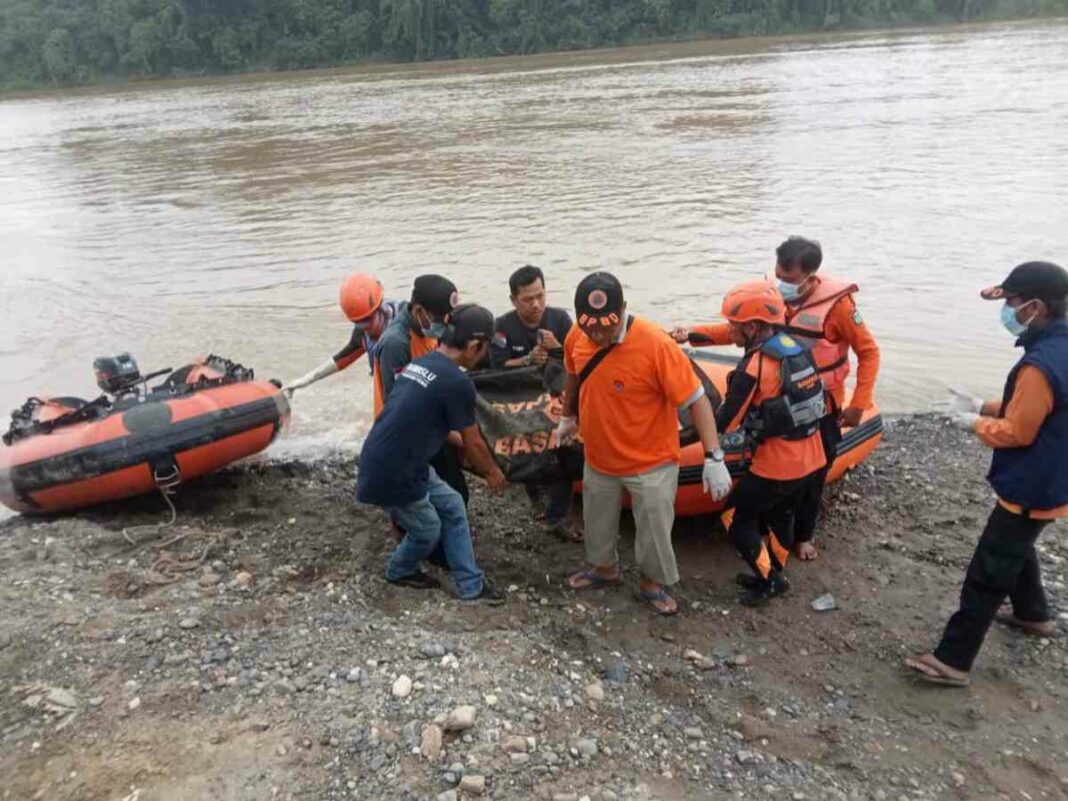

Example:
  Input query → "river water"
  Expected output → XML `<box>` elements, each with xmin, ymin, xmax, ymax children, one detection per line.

<box><xmin>2</xmin><ymin>20</ymin><xmax>1067</xmax><ymax>461</ymax></box>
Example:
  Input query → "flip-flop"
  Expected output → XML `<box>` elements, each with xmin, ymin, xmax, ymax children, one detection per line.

<box><xmin>904</xmin><ymin>655</ymin><xmax>970</xmax><ymax>687</ymax></box>
<box><xmin>995</xmin><ymin>613</ymin><xmax>1056</xmax><ymax>638</ymax></box>
<box><xmin>567</xmin><ymin>568</ymin><xmax>622</xmax><ymax>590</ymax></box>
<box><xmin>639</xmin><ymin>587</ymin><xmax>679</xmax><ymax>616</ymax></box>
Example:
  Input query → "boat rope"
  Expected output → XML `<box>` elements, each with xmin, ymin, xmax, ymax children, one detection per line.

<box><xmin>121</xmin><ymin>485</ymin><xmax>178</xmax><ymax>546</ymax></box>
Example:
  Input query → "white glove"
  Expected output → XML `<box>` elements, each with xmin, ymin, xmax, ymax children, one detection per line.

<box><xmin>932</xmin><ymin>388</ymin><xmax>983</xmax><ymax>415</ymax></box>
<box><xmin>283</xmin><ymin>360</ymin><xmax>341</xmax><ymax>399</ymax></box>
<box><xmin>948</xmin><ymin>411</ymin><xmax>980</xmax><ymax>432</ymax></box>
<box><xmin>555</xmin><ymin>416</ymin><xmax>578</xmax><ymax>447</ymax></box>
<box><xmin>702</xmin><ymin>458</ymin><xmax>733</xmax><ymax>501</ymax></box>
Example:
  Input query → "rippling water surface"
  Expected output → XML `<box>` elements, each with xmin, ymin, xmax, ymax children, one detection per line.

<box><xmin>2</xmin><ymin>20</ymin><xmax>1067</xmax><ymax>460</ymax></box>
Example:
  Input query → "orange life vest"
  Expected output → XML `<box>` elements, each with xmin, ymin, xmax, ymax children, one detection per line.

<box><xmin>785</xmin><ymin>276</ymin><xmax>858</xmax><ymax>397</ymax></box>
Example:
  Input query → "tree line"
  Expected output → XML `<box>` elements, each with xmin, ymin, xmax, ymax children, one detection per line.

<box><xmin>2</xmin><ymin>0</ymin><xmax>1065</xmax><ymax>90</ymax></box>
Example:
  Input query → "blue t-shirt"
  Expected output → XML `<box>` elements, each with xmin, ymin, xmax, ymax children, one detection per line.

<box><xmin>357</xmin><ymin>351</ymin><xmax>477</xmax><ymax>507</ymax></box>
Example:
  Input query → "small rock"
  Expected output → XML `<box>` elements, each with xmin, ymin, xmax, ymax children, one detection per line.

<box><xmin>444</xmin><ymin>705</ymin><xmax>477</xmax><ymax>731</ymax></box>
<box><xmin>502</xmin><ymin>735</ymin><xmax>528</xmax><ymax>753</ymax></box>
<box><xmin>436</xmin><ymin>791</ymin><xmax>458</xmax><ymax>801</ymax></box>
<box><xmin>484</xmin><ymin>694</ymin><xmax>499</xmax><ymax>707</ymax></box>
<box><xmin>392</xmin><ymin>675</ymin><xmax>413</xmax><ymax>699</ymax></box>
<box><xmin>198</xmin><ymin>571</ymin><xmax>221</xmax><ymax>588</ymax></box>
<box><xmin>510</xmin><ymin>752</ymin><xmax>531</xmax><ymax>766</ymax></box>
<box><xmin>553</xmin><ymin>794</ymin><xmax>579</xmax><ymax>801</ymax></box>
<box><xmin>458</xmin><ymin>774</ymin><xmax>485</xmax><ymax>795</ymax></box>
<box><xmin>683</xmin><ymin>727</ymin><xmax>703</xmax><ymax>740</ymax></box>
<box><xmin>735</xmin><ymin>749</ymin><xmax>760</xmax><ymax>764</ymax></box>
<box><xmin>346</xmin><ymin>668</ymin><xmax>364</xmax><ymax>683</ymax></box>
<box><xmin>235</xmin><ymin>571</ymin><xmax>253</xmax><ymax>587</ymax></box>
<box><xmin>421</xmin><ymin>643</ymin><xmax>446</xmax><ymax>659</ymax></box>
<box><xmin>178</xmin><ymin>617</ymin><xmax>200</xmax><ymax>630</ymax></box>
<box><xmin>604</xmin><ymin>662</ymin><xmax>628</xmax><ymax>684</ymax></box>
<box><xmin>585</xmin><ymin>683</ymin><xmax>605</xmax><ymax>702</ymax></box>
<box><xmin>951</xmin><ymin>772</ymin><xmax>966</xmax><ymax>787</ymax></box>
<box><xmin>88</xmin><ymin>696</ymin><xmax>104</xmax><ymax>707</ymax></box>
<box><xmin>573</xmin><ymin>738</ymin><xmax>598</xmax><ymax>758</ymax></box>
<box><xmin>729</xmin><ymin>654</ymin><xmax>749</xmax><ymax>667</ymax></box>
<box><xmin>682</xmin><ymin>649</ymin><xmax>715</xmax><ymax>670</ymax></box>
<box><xmin>420</xmin><ymin>724</ymin><xmax>443</xmax><ymax>761</ymax></box>
<box><xmin>127</xmin><ymin>697</ymin><xmax>141</xmax><ymax>711</ymax></box>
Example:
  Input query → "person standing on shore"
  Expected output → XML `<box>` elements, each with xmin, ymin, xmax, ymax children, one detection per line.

<box><xmin>672</xmin><ymin>236</ymin><xmax>880</xmax><ymax>561</ymax></box>
<box><xmin>373</xmin><ymin>274</ymin><xmax>470</xmax><ymax>504</ymax></box>
<box><xmin>357</xmin><ymin>304</ymin><xmax>507</xmax><ymax>603</ymax></box>
<box><xmin>283</xmin><ymin>273</ymin><xmax>403</xmax><ymax>398</ymax></box>
<box><xmin>491</xmin><ymin>265</ymin><xmax>580</xmax><ymax>542</ymax></box>
<box><xmin>907</xmin><ymin>261</ymin><xmax>1068</xmax><ymax>686</ymax></box>
<box><xmin>556</xmin><ymin>272</ymin><xmax>733</xmax><ymax>616</ymax></box>
<box><xmin>712</xmin><ymin>280</ymin><xmax>828</xmax><ymax>606</ymax></box>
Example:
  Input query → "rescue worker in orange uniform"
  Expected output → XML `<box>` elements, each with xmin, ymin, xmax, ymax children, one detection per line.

<box><xmin>713</xmin><ymin>280</ymin><xmax>827</xmax><ymax>606</ymax></box>
<box><xmin>907</xmin><ymin>262</ymin><xmax>1068</xmax><ymax>686</ymax></box>
<box><xmin>283</xmin><ymin>273</ymin><xmax>404</xmax><ymax>398</ymax></box>
<box><xmin>673</xmin><ymin>237</ymin><xmax>879</xmax><ymax>560</ymax></box>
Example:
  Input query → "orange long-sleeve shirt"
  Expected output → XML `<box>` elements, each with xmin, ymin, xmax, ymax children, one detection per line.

<box><xmin>689</xmin><ymin>290</ymin><xmax>880</xmax><ymax>412</ymax></box>
<box><xmin>975</xmin><ymin>365</ymin><xmax>1066</xmax><ymax>519</ymax></box>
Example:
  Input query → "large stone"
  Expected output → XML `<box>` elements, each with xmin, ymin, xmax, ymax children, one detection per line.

<box><xmin>421</xmin><ymin>724</ymin><xmax>443</xmax><ymax>761</ymax></box>
<box><xmin>392</xmin><ymin>675</ymin><xmax>413</xmax><ymax>699</ymax></box>
<box><xmin>573</xmin><ymin>738</ymin><xmax>598</xmax><ymax>758</ymax></box>
<box><xmin>585</xmin><ymin>683</ymin><xmax>605</xmax><ymax>701</ymax></box>
<box><xmin>604</xmin><ymin>662</ymin><xmax>628</xmax><ymax>684</ymax></box>
<box><xmin>444</xmin><ymin>705</ymin><xmax>477</xmax><ymax>731</ymax></box>
<box><xmin>458</xmin><ymin>774</ymin><xmax>486</xmax><ymax>795</ymax></box>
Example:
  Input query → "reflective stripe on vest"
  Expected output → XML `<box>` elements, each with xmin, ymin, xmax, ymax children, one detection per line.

<box><xmin>786</xmin><ymin>276</ymin><xmax>858</xmax><ymax>392</ymax></box>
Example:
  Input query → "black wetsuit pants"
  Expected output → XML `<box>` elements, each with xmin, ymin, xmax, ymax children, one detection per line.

<box><xmin>729</xmin><ymin>472</ymin><xmax>816</xmax><ymax>579</ymax></box>
<box><xmin>934</xmin><ymin>504</ymin><xmax>1052</xmax><ymax>672</ymax></box>
<box><xmin>793</xmin><ymin>411</ymin><xmax>842</xmax><ymax>544</ymax></box>
<box><xmin>430</xmin><ymin>443</ymin><xmax>470</xmax><ymax>507</ymax></box>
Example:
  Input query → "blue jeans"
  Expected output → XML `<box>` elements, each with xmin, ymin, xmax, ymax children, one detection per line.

<box><xmin>385</xmin><ymin>469</ymin><xmax>484</xmax><ymax>599</ymax></box>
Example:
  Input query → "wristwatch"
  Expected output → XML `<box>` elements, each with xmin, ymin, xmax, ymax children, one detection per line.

<box><xmin>522</xmin><ymin>353</ymin><xmax>534</xmax><ymax>366</ymax></box>
<box><xmin>704</xmin><ymin>449</ymin><xmax>725</xmax><ymax>462</ymax></box>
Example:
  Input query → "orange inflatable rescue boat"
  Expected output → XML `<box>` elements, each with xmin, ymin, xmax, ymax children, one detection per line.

<box><xmin>0</xmin><ymin>354</ymin><xmax>289</xmax><ymax>514</ymax></box>
<box><xmin>673</xmin><ymin>350</ymin><xmax>883</xmax><ymax>516</ymax></box>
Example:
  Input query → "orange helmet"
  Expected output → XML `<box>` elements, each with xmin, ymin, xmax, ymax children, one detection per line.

<box><xmin>721</xmin><ymin>279</ymin><xmax>786</xmax><ymax>325</ymax></box>
<box><xmin>339</xmin><ymin>273</ymin><xmax>384</xmax><ymax>322</ymax></box>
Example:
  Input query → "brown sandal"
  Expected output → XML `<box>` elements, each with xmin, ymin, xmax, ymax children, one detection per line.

<box><xmin>904</xmin><ymin>654</ymin><xmax>970</xmax><ymax>687</ymax></box>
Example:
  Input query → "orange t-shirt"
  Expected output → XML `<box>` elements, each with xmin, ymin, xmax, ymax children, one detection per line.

<box><xmin>564</xmin><ymin>317</ymin><xmax>701</xmax><ymax>476</ymax></box>
<box><xmin>721</xmin><ymin>349</ymin><xmax>827</xmax><ymax>481</ymax></box>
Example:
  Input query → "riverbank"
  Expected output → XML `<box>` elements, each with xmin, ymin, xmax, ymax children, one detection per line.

<box><xmin>1</xmin><ymin>415</ymin><xmax>1066</xmax><ymax>800</ymax></box>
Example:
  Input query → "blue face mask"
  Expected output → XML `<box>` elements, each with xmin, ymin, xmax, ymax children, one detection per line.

<box><xmin>1001</xmin><ymin>301</ymin><xmax>1034</xmax><ymax>337</ymax></box>
<box><xmin>777</xmin><ymin>278</ymin><xmax>807</xmax><ymax>303</ymax></box>
<box><xmin>426</xmin><ymin>321</ymin><xmax>447</xmax><ymax>339</ymax></box>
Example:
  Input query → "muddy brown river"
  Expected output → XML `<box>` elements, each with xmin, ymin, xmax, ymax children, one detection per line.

<box><xmin>1</xmin><ymin>20</ymin><xmax>1067</xmax><ymax>462</ymax></box>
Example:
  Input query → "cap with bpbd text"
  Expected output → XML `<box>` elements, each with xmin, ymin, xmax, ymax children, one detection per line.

<box><xmin>574</xmin><ymin>271</ymin><xmax>624</xmax><ymax>328</ymax></box>
<box><xmin>412</xmin><ymin>274</ymin><xmax>459</xmax><ymax>315</ymax></box>
<box><xmin>981</xmin><ymin>261</ymin><xmax>1068</xmax><ymax>302</ymax></box>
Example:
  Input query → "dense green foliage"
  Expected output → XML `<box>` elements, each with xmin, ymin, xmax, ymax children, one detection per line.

<box><xmin>2</xmin><ymin>0</ymin><xmax>1066</xmax><ymax>89</ymax></box>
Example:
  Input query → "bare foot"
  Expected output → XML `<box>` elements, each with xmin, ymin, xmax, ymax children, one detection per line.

<box><xmin>904</xmin><ymin>653</ymin><xmax>969</xmax><ymax>686</ymax></box>
<box><xmin>996</xmin><ymin>612</ymin><xmax>1056</xmax><ymax>637</ymax></box>
<box><xmin>795</xmin><ymin>541</ymin><xmax>818</xmax><ymax>561</ymax></box>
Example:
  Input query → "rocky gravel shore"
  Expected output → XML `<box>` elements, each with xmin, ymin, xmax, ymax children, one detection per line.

<box><xmin>1</xmin><ymin>415</ymin><xmax>1066</xmax><ymax>801</ymax></box>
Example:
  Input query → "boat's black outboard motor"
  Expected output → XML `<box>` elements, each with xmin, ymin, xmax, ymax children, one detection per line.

<box><xmin>93</xmin><ymin>353</ymin><xmax>142</xmax><ymax>396</ymax></box>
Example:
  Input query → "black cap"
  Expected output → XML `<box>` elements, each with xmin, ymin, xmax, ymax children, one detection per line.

<box><xmin>981</xmin><ymin>261</ymin><xmax>1068</xmax><ymax>302</ymax></box>
<box><xmin>574</xmin><ymin>271</ymin><xmax>624</xmax><ymax>328</ymax></box>
<box><xmin>412</xmin><ymin>274</ymin><xmax>459</xmax><ymax>316</ymax></box>
<box><xmin>442</xmin><ymin>304</ymin><xmax>497</xmax><ymax>348</ymax></box>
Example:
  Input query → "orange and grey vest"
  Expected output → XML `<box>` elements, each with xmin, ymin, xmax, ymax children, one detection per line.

<box><xmin>785</xmin><ymin>276</ymin><xmax>858</xmax><ymax>395</ymax></box>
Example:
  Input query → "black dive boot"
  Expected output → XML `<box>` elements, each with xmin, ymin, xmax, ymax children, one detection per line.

<box><xmin>739</xmin><ymin>573</ymin><xmax>790</xmax><ymax>607</ymax></box>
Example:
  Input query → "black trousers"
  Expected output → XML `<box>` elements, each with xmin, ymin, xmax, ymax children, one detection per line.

<box><xmin>794</xmin><ymin>411</ymin><xmax>842</xmax><ymax>544</ymax></box>
<box><xmin>934</xmin><ymin>504</ymin><xmax>1051</xmax><ymax>672</ymax></box>
<box><xmin>430</xmin><ymin>443</ymin><xmax>470</xmax><ymax>506</ymax></box>
<box><xmin>729</xmin><ymin>472</ymin><xmax>816</xmax><ymax>579</ymax></box>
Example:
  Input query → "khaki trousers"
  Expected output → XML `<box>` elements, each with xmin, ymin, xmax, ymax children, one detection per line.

<box><xmin>582</xmin><ymin>461</ymin><xmax>680</xmax><ymax>586</ymax></box>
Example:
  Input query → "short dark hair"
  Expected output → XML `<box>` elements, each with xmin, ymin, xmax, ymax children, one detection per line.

<box><xmin>1046</xmin><ymin>297</ymin><xmax>1067</xmax><ymax>319</ymax></box>
<box><xmin>509</xmin><ymin>265</ymin><xmax>545</xmax><ymax>297</ymax></box>
<box><xmin>776</xmin><ymin>237</ymin><xmax>823</xmax><ymax>274</ymax></box>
